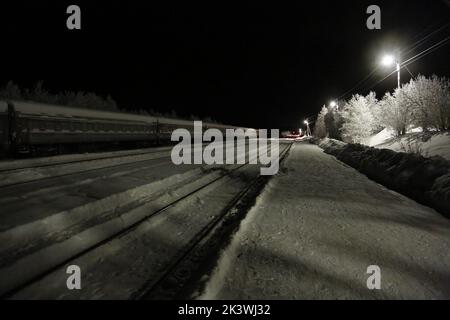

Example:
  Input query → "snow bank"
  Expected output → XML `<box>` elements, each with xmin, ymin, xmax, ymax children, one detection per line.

<box><xmin>313</xmin><ymin>139</ymin><xmax>450</xmax><ymax>218</ymax></box>
<box><xmin>364</xmin><ymin>128</ymin><xmax>396</xmax><ymax>147</ymax></box>
<box><xmin>368</xmin><ymin>130</ymin><xmax>450</xmax><ymax>161</ymax></box>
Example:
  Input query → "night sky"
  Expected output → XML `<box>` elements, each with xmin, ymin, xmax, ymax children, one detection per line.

<box><xmin>0</xmin><ymin>0</ymin><xmax>449</xmax><ymax>130</ymax></box>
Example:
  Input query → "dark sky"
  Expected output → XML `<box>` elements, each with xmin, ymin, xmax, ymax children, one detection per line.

<box><xmin>0</xmin><ymin>0</ymin><xmax>449</xmax><ymax>130</ymax></box>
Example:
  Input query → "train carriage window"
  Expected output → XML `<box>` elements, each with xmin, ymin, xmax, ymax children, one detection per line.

<box><xmin>38</xmin><ymin>120</ymin><xmax>45</xmax><ymax>131</ymax></box>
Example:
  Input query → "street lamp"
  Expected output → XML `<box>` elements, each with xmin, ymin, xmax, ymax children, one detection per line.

<box><xmin>381</xmin><ymin>54</ymin><xmax>401</xmax><ymax>89</ymax></box>
<box><xmin>330</xmin><ymin>100</ymin><xmax>339</xmax><ymax>110</ymax></box>
<box><xmin>304</xmin><ymin>120</ymin><xmax>311</xmax><ymax>137</ymax></box>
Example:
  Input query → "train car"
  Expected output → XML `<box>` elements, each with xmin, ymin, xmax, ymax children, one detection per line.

<box><xmin>0</xmin><ymin>99</ymin><xmax>255</xmax><ymax>156</ymax></box>
<box><xmin>202</xmin><ymin>122</ymin><xmax>257</xmax><ymax>138</ymax></box>
<box><xmin>0</xmin><ymin>101</ymin><xmax>10</xmax><ymax>155</ymax></box>
<box><xmin>4</xmin><ymin>100</ymin><xmax>160</xmax><ymax>154</ymax></box>
<box><xmin>157</xmin><ymin>116</ymin><xmax>197</xmax><ymax>141</ymax></box>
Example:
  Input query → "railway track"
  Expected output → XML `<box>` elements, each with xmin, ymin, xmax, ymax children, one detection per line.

<box><xmin>0</xmin><ymin>141</ymin><xmax>257</xmax><ymax>230</ymax></box>
<box><xmin>139</xmin><ymin>142</ymin><xmax>293</xmax><ymax>300</ymax></box>
<box><xmin>0</xmin><ymin>141</ymin><xmax>244</xmax><ymax>188</ymax></box>
<box><xmin>0</xmin><ymin>150</ymin><xmax>173</xmax><ymax>189</ymax></box>
<box><xmin>0</xmin><ymin>146</ymin><xmax>174</xmax><ymax>174</ymax></box>
<box><xmin>1</xmin><ymin>142</ymin><xmax>292</xmax><ymax>299</ymax></box>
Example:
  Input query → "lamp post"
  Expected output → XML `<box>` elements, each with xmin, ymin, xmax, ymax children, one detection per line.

<box><xmin>304</xmin><ymin>120</ymin><xmax>311</xmax><ymax>137</ymax></box>
<box><xmin>381</xmin><ymin>54</ymin><xmax>401</xmax><ymax>89</ymax></box>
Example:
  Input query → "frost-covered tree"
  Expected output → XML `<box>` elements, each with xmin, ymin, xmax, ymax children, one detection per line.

<box><xmin>379</xmin><ymin>75</ymin><xmax>450</xmax><ymax>132</ymax></box>
<box><xmin>377</xmin><ymin>90</ymin><xmax>411</xmax><ymax>136</ymax></box>
<box><xmin>313</xmin><ymin>105</ymin><xmax>328</xmax><ymax>138</ymax></box>
<box><xmin>324</xmin><ymin>107</ymin><xmax>343</xmax><ymax>140</ymax></box>
<box><xmin>0</xmin><ymin>81</ymin><xmax>120</xmax><ymax>112</ymax></box>
<box><xmin>375</xmin><ymin>75</ymin><xmax>450</xmax><ymax>134</ymax></box>
<box><xmin>400</xmin><ymin>76</ymin><xmax>433</xmax><ymax>131</ymax></box>
<box><xmin>0</xmin><ymin>81</ymin><xmax>22</xmax><ymax>100</ymax></box>
<box><xmin>400</xmin><ymin>75</ymin><xmax>450</xmax><ymax>131</ymax></box>
<box><xmin>340</xmin><ymin>92</ymin><xmax>377</xmax><ymax>143</ymax></box>
<box><xmin>432</xmin><ymin>76</ymin><xmax>450</xmax><ymax>130</ymax></box>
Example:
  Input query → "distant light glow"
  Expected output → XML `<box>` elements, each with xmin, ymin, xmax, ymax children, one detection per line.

<box><xmin>330</xmin><ymin>101</ymin><xmax>337</xmax><ymax>108</ymax></box>
<box><xmin>304</xmin><ymin>120</ymin><xmax>309</xmax><ymax>125</ymax></box>
<box><xmin>381</xmin><ymin>55</ymin><xmax>395</xmax><ymax>66</ymax></box>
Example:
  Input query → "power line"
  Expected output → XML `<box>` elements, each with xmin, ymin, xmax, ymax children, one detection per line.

<box><xmin>369</xmin><ymin>36</ymin><xmax>450</xmax><ymax>90</ymax></box>
<box><xmin>334</xmin><ymin>22</ymin><xmax>450</xmax><ymax>102</ymax></box>
<box><xmin>337</xmin><ymin>67</ymin><xmax>379</xmax><ymax>100</ymax></box>
<box><xmin>401</xmin><ymin>22</ymin><xmax>450</xmax><ymax>57</ymax></box>
<box><xmin>402</xmin><ymin>36</ymin><xmax>450</xmax><ymax>66</ymax></box>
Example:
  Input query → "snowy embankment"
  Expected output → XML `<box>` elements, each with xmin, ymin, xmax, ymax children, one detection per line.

<box><xmin>366</xmin><ymin>129</ymin><xmax>450</xmax><ymax>161</ymax></box>
<box><xmin>313</xmin><ymin>138</ymin><xmax>450</xmax><ymax>218</ymax></box>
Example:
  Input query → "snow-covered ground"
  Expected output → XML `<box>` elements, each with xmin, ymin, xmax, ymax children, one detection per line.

<box><xmin>365</xmin><ymin>129</ymin><xmax>450</xmax><ymax>161</ymax></box>
<box><xmin>1</xmin><ymin>140</ymin><xmax>287</xmax><ymax>298</ymax></box>
<box><xmin>199</xmin><ymin>142</ymin><xmax>450</xmax><ymax>299</ymax></box>
<box><xmin>8</xmin><ymin>145</ymin><xmax>286</xmax><ymax>299</ymax></box>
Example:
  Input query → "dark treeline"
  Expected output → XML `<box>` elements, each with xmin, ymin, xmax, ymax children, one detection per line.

<box><xmin>0</xmin><ymin>81</ymin><xmax>217</xmax><ymax>122</ymax></box>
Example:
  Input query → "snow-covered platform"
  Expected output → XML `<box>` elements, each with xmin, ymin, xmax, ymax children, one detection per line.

<box><xmin>200</xmin><ymin>142</ymin><xmax>450</xmax><ymax>299</ymax></box>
